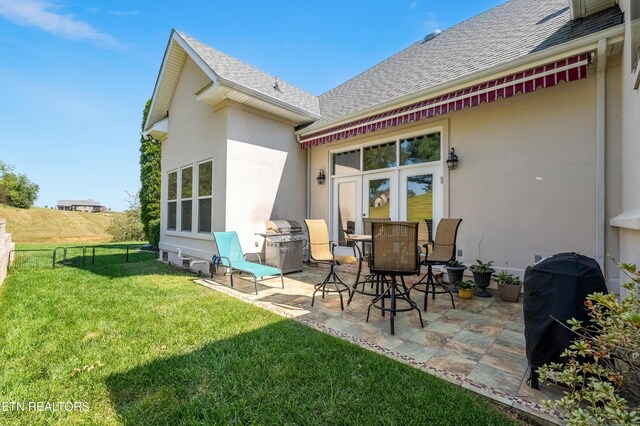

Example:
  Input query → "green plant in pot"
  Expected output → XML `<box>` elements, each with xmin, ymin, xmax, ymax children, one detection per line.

<box><xmin>470</xmin><ymin>259</ymin><xmax>494</xmax><ymax>298</ymax></box>
<box><xmin>445</xmin><ymin>260</ymin><xmax>466</xmax><ymax>293</ymax></box>
<box><xmin>455</xmin><ymin>279</ymin><xmax>475</xmax><ymax>299</ymax></box>
<box><xmin>495</xmin><ymin>270</ymin><xmax>522</xmax><ymax>302</ymax></box>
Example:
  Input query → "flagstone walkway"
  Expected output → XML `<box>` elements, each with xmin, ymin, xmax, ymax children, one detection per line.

<box><xmin>197</xmin><ymin>265</ymin><xmax>567</xmax><ymax>424</ymax></box>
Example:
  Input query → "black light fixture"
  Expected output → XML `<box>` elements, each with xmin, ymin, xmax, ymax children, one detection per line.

<box><xmin>446</xmin><ymin>147</ymin><xmax>458</xmax><ymax>170</ymax></box>
<box><xmin>316</xmin><ymin>169</ymin><xmax>326</xmax><ymax>184</ymax></box>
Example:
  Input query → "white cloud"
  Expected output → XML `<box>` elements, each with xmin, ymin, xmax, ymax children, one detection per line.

<box><xmin>109</xmin><ymin>10</ymin><xmax>138</xmax><ymax>16</ymax></box>
<box><xmin>0</xmin><ymin>0</ymin><xmax>126</xmax><ymax>49</ymax></box>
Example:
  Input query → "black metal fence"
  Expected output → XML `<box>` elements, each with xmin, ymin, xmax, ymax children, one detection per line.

<box><xmin>8</xmin><ymin>244</ymin><xmax>159</xmax><ymax>271</ymax></box>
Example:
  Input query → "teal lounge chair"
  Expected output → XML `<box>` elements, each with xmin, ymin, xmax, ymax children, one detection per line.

<box><xmin>212</xmin><ymin>231</ymin><xmax>284</xmax><ymax>294</ymax></box>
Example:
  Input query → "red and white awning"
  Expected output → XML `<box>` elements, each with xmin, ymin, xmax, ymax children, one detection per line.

<box><xmin>300</xmin><ymin>53</ymin><xmax>591</xmax><ymax>149</ymax></box>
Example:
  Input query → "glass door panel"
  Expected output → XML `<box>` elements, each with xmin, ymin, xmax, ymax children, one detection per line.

<box><xmin>363</xmin><ymin>172</ymin><xmax>397</xmax><ymax>221</ymax></box>
<box><xmin>400</xmin><ymin>167</ymin><xmax>441</xmax><ymax>249</ymax></box>
<box><xmin>332</xmin><ymin>176</ymin><xmax>362</xmax><ymax>245</ymax></box>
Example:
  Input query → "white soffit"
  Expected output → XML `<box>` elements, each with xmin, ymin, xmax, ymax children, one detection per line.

<box><xmin>610</xmin><ymin>209</ymin><xmax>640</xmax><ymax>230</ymax></box>
<box><xmin>146</xmin><ymin>39</ymin><xmax>186</xmax><ymax>131</ymax></box>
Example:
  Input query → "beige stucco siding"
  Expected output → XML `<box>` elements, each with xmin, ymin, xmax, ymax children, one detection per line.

<box><xmin>159</xmin><ymin>56</ymin><xmax>227</xmax><ymax>263</ymax></box>
<box><xmin>309</xmin><ymin>68</ymin><xmax>613</xmax><ymax>276</ymax></box>
<box><xmin>226</xmin><ymin>105</ymin><xmax>307</xmax><ymax>251</ymax></box>
<box><xmin>615</xmin><ymin>0</ymin><xmax>640</xmax><ymax>296</ymax></box>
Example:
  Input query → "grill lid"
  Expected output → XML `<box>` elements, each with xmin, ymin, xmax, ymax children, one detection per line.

<box><xmin>266</xmin><ymin>220</ymin><xmax>302</xmax><ymax>234</ymax></box>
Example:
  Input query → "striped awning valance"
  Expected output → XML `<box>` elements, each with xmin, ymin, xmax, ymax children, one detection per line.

<box><xmin>300</xmin><ymin>53</ymin><xmax>591</xmax><ymax>149</ymax></box>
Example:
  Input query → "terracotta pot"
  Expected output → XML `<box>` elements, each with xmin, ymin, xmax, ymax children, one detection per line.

<box><xmin>458</xmin><ymin>288</ymin><xmax>474</xmax><ymax>299</ymax></box>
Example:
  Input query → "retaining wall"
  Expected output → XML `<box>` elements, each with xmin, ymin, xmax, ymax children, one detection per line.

<box><xmin>0</xmin><ymin>219</ymin><xmax>14</xmax><ymax>286</ymax></box>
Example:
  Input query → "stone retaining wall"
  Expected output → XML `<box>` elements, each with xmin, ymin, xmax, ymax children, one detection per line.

<box><xmin>0</xmin><ymin>219</ymin><xmax>15</xmax><ymax>287</ymax></box>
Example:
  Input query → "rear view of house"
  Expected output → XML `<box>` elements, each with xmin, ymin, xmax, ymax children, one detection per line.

<box><xmin>144</xmin><ymin>0</ymin><xmax>640</xmax><ymax>295</ymax></box>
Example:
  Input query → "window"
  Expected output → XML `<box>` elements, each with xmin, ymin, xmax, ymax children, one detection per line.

<box><xmin>198</xmin><ymin>160</ymin><xmax>213</xmax><ymax>233</ymax></box>
<box><xmin>181</xmin><ymin>166</ymin><xmax>193</xmax><ymax>231</ymax></box>
<box><xmin>400</xmin><ymin>133</ymin><xmax>441</xmax><ymax>165</ymax></box>
<box><xmin>332</xmin><ymin>149</ymin><xmax>360</xmax><ymax>175</ymax></box>
<box><xmin>631</xmin><ymin>0</ymin><xmax>640</xmax><ymax>83</ymax></box>
<box><xmin>363</xmin><ymin>142</ymin><xmax>397</xmax><ymax>171</ymax></box>
<box><xmin>167</xmin><ymin>171</ymin><xmax>177</xmax><ymax>230</ymax></box>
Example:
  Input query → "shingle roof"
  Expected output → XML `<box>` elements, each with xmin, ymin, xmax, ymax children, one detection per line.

<box><xmin>312</xmin><ymin>0</ymin><xmax>622</xmax><ymax>128</ymax></box>
<box><xmin>176</xmin><ymin>31</ymin><xmax>321</xmax><ymax>117</ymax></box>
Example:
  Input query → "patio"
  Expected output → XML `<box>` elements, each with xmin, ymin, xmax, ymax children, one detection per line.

<box><xmin>198</xmin><ymin>263</ymin><xmax>567</xmax><ymax>425</ymax></box>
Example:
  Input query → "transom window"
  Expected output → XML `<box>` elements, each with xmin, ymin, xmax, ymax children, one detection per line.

<box><xmin>332</xmin><ymin>132</ymin><xmax>441</xmax><ymax>176</ymax></box>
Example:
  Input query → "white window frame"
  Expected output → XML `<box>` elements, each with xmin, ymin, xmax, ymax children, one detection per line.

<box><xmin>197</xmin><ymin>158</ymin><xmax>214</xmax><ymax>233</ymax></box>
<box><xmin>167</xmin><ymin>169</ymin><xmax>178</xmax><ymax>231</ymax></box>
<box><xmin>180</xmin><ymin>165</ymin><xmax>194</xmax><ymax>232</ymax></box>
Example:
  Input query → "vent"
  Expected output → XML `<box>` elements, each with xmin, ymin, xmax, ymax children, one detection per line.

<box><xmin>423</xmin><ymin>29</ymin><xmax>441</xmax><ymax>42</ymax></box>
<box><xmin>162</xmin><ymin>251</ymin><xmax>168</xmax><ymax>261</ymax></box>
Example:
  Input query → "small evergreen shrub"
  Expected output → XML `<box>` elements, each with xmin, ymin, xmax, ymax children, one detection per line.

<box><xmin>148</xmin><ymin>219</ymin><xmax>160</xmax><ymax>248</ymax></box>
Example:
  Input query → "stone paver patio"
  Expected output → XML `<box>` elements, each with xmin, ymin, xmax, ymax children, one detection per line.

<box><xmin>197</xmin><ymin>264</ymin><xmax>566</xmax><ymax>424</ymax></box>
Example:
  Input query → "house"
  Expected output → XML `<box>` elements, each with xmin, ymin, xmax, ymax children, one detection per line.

<box><xmin>144</xmin><ymin>0</ymin><xmax>640</xmax><ymax>295</ymax></box>
<box><xmin>57</xmin><ymin>199</ymin><xmax>106</xmax><ymax>213</ymax></box>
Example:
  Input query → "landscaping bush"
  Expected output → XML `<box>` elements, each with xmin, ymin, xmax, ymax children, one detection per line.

<box><xmin>538</xmin><ymin>261</ymin><xmax>640</xmax><ymax>425</ymax></box>
<box><xmin>107</xmin><ymin>193</ymin><xmax>145</xmax><ymax>242</ymax></box>
<box><xmin>148</xmin><ymin>218</ymin><xmax>160</xmax><ymax>248</ymax></box>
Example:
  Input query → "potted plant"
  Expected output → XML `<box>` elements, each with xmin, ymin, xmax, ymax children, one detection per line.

<box><xmin>495</xmin><ymin>270</ymin><xmax>522</xmax><ymax>302</ymax></box>
<box><xmin>455</xmin><ymin>280</ymin><xmax>475</xmax><ymax>299</ymax></box>
<box><xmin>470</xmin><ymin>259</ymin><xmax>494</xmax><ymax>298</ymax></box>
<box><xmin>445</xmin><ymin>260</ymin><xmax>467</xmax><ymax>293</ymax></box>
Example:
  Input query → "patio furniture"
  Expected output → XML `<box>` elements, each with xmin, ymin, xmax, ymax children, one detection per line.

<box><xmin>366</xmin><ymin>221</ymin><xmax>424</xmax><ymax>335</ymax></box>
<box><xmin>410</xmin><ymin>218</ymin><xmax>462</xmax><ymax>311</ymax></box>
<box><xmin>304</xmin><ymin>219</ymin><xmax>359</xmax><ymax>310</ymax></box>
<box><xmin>212</xmin><ymin>231</ymin><xmax>284</xmax><ymax>295</ymax></box>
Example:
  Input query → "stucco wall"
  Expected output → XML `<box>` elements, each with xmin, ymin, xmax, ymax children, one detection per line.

<box><xmin>159</xmin><ymin>57</ymin><xmax>228</xmax><ymax>265</ymax></box>
<box><xmin>616</xmin><ymin>0</ymin><xmax>640</xmax><ymax>295</ymax></box>
<box><xmin>309</xmin><ymin>65</ymin><xmax>621</xmax><ymax>279</ymax></box>
<box><xmin>226</xmin><ymin>105</ymin><xmax>306</xmax><ymax>252</ymax></box>
<box><xmin>158</xmin><ymin>56</ymin><xmax>306</xmax><ymax>265</ymax></box>
<box><xmin>0</xmin><ymin>219</ymin><xmax>15</xmax><ymax>287</ymax></box>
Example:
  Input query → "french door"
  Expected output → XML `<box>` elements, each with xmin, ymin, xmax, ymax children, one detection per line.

<box><xmin>331</xmin><ymin>167</ymin><xmax>441</xmax><ymax>248</ymax></box>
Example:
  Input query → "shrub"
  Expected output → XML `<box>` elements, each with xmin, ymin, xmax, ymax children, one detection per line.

<box><xmin>148</xmin><ymin>219</ymin><xmax>160</xmax><ymax>248</ymax></box>
<box><xmin>538</xmin><ymin>261</ymin><xmax>640</xmax><ymax>425</ymax></box>
<box><xmin>107</xmin><ymin>193</ymin><xmax>145</xmax><ymax>242</ymax></box>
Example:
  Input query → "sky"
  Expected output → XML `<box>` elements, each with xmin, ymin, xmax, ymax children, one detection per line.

<box><xmin>0</xmin><ymin>0</ymin><xmax>506</xmax><ymax>212</ymax></box>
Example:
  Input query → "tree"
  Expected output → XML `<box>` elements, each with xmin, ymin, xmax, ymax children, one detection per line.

<box><xmin>0</xmin><ymin>161</ymin><xmax>39</xmax><ymax>209</ymax></box>
<box><xmin>107</xmin><ymin>192</ymin><xmax>145</xmax><ymax>242</ymax></box>
<box><xmin>139</xmin><ymin>99</ymin><xmax>161</xmax><ymax>240</ymax></box>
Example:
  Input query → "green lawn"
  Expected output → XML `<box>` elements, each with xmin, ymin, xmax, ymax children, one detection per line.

<box><xmin>0</xmin><ymin>258</ymin><xmax>516</xmax><ymax>425</ymax></box>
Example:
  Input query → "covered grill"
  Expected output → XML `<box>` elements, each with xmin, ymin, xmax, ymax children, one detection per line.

<box><xmin>261</xmin><ymin>220</ymin><xmax>305</xmax><ymax>274</ymax></box>
<box><xmin>523</xmin><ymin>252</ymin><xmax>607</xmax><ymax>389</ymax></box>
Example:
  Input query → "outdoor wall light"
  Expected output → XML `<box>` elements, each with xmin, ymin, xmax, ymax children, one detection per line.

<box><xmin>316</xmin><ymin>169</ymin><xmax>326</xmax><ymax>185</ymax></box>
<box><xmin>446</xmin><ymin>147</ymin><xmax>459</xmax><ymax>170</ymax></box>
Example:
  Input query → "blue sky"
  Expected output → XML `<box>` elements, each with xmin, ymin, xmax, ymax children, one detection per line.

<box><xmin>0</xmin><ymin>0</ymin><xmax>505</xmax><ymax>211</ymax></box>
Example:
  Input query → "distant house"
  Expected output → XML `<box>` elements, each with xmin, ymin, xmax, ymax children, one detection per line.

<box><xmin>56</xmin><ymin>199</ymin><xmax>106</xmax><ymax>213</ymax></box>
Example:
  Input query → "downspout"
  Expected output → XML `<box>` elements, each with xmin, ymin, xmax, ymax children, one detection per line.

<box><xmin>297</xmin><ymin>134</ymin><xmax>311</xmax><ymax>219</ymax></box>
<box><xmin>595</xmin><ymin>38</ymin><xmax>607</xmax><ymax>273</ymax></box>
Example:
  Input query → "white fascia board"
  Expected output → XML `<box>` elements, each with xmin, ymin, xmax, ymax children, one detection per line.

<box><xmin>216</xmin><ymin>76</ymin><xmax>321</xmax><ymax>121</ymax></box>
<box><xmin>144</xmin><ymin>32</ymin><xmax>176</xmax><ymax>132</ymax></box>
<box><xmin>296</xmin><ymin>24</ymin><xmax>625</xmax><ymax>138</ymax></box>
<box><xmin>142</xmin><ymin>117</ymin><xmax>168</xmax><ymax>140</ymax></box>
<box><xmin>610</xmin><ymin>209</ymin><xmax>640</xmax><ymax>230</ymax></box>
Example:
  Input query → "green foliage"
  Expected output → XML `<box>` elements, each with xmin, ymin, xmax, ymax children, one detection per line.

<box><xmin>0</xmin><ymin>161</ymin><xmax>39</xmax><ymax>209</ymax></box>
<box><xmin>139</xmin><ymin>99</ymin><xmax>161</xmax><ymax>240</ymax></box>
<box><xmin>148</xmin><ymin>218</ymin><xmax>160</xmax><ymax>248</ymax></box>
<box><xmin>538</xmin><ymin>261</ymin><xmax>640</xmax><ymax>425</ymax></box>
<box><xmin>470</xmin><ymin>259</ymin><xmax>494</xmax><ymax>273</ymax></box>
<box><xmin>455</xmin><ymin>279</ymin><xmax>475</xmax><ymax>289</ymax></box>
<box><xmin>447</xmin><ymin>260</ymin><xmax>465</xmax><ymax>268</ymax></box>
<box><xmin>494</xmin><ymin>270</ymin><xmax>521</xmax><ymax>286</ymax></box>
<box><xmin>107</xmin><ymin>193</ymin><xmax>145</xmax><ymax>242</ymax></box>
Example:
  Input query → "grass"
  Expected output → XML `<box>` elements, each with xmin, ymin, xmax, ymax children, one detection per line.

<box><xmin>0</xmin><ymin>204</ymin><xmax>121</xmax><ymax>243</ymax></box>
<box><xmin>0</xmin><ymin>257</ymin><xmax>516</xmax><ymax>425</ymax></box>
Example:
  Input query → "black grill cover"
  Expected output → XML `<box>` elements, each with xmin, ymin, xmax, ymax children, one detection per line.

<box><xmin>523</xmin><ymin>252</ymin><xmax>607</xmax><ymax>388</ymax></box>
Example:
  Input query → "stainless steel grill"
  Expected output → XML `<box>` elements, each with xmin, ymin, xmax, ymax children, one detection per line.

<box><xmin>261</xmin><ymin>220</ymin><xmax>305</xmax><ymax>273</ymax></box>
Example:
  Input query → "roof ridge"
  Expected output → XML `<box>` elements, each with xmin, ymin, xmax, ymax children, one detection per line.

<box><xmin>175</xmin><ymin>30</ymin><xmax>318</xmax><ymax>99</ymax></box>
